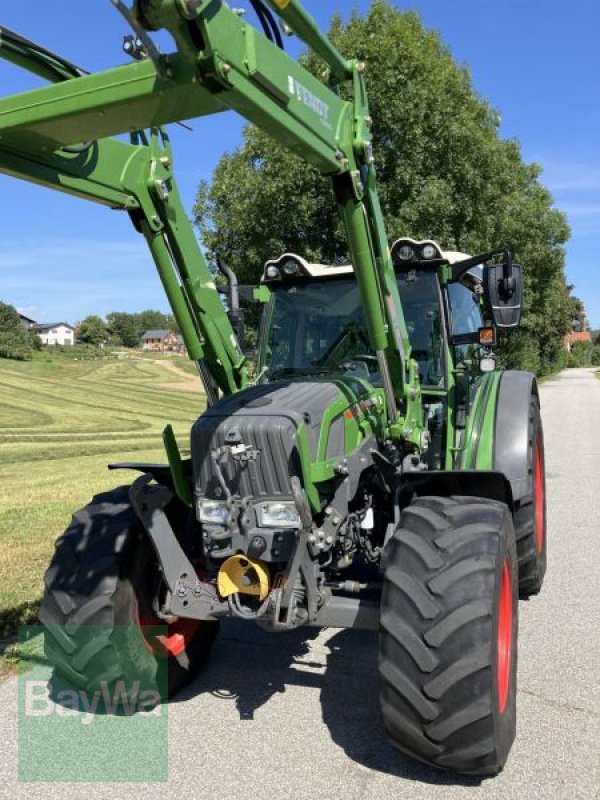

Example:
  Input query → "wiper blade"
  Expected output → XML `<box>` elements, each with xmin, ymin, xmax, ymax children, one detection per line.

<box><xmin>270</xmin><ymin>367</ymin><xmax>332</xmax><ymax>380</ymax></box>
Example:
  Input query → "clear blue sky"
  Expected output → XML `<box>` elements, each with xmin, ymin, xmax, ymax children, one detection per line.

<box><xmin>1</xmin><ymin>1</ymin><xmax>599</xmax><ymax>327</ymax></box>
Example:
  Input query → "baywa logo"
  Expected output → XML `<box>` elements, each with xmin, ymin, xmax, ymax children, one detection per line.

<box><xmin>18</xmin><ymin>626</ymin><xmax>168</xmax><ymax>782</ymax></box>
<box><xmin>288</xmin><ymin>76</ymin><xmax>332</xmax><ymax>129</ymax></box>
<box><xmin>25</xmin><ymin>679</ymin><xmax>163</xmax><ymax>725</ymax></box>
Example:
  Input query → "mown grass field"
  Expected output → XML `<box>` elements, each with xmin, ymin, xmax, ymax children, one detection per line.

<box><xmin>0</xmin><ymin>352</ymin><xmax>205</xmax><ymax>675</ymax></box>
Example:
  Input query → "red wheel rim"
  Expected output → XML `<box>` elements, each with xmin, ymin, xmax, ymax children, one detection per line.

<box><xmin>138</xmin><ymin>615</ymin><xmax>201</xmax><ymax>658</ymax></box>
<box><xmin>497</xmin><ymin>559</ymin><xmax>513</xmax><ymax>714</ymax></box>
<box><xmin>534</xmin><ymin>438</ymin><xmax>545</xmax><ymax>553</ymax></box>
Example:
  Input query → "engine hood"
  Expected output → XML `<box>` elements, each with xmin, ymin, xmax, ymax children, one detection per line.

<box><xmin>191</xmin><ymin>378</ymin><xmax>370</xmax><ymax>502</ymax></box>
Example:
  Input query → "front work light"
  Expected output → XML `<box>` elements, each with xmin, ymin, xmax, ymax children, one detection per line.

<box><xmin>283</xmin><ymin>260</ymin><xmax>300</xmax><ymax>276</ymax></box>
<box><xmin>258</xmin><ymin>501</ymin><xmax>301</xmax><ymax>529</ymax></box>
<box><xmin>397</xmin><ymin>245</ymin><xmax>415</xmax><ymax>261</ymax></box>
<box><xmin>421</xmin><ymin>244</ymin><xmax>438</xmax><ymax>260</ymax></box>
<box><xmin>198</xmin><ymin>499</ymin><xmax>229</xmax><ymax>525</ymax></box>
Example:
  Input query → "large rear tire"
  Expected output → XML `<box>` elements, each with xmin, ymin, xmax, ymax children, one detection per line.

<box><xmin>379</xmin><ymin>496</ymin><xmax>518</xmax><ymax>776</ymax></box>
<box><xmin>39</xmin><ymin>487</ymin><xmax>219</xmax><ymax>702</ymax></box>
<box><xmin>512</xmin><ymin>394</ymin><xmax>547</xmax><ymax>597</ymax></box>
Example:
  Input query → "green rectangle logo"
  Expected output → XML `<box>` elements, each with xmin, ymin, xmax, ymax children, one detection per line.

<box><xmin>18</xmin><ymin>626</ymin><xmax>168</xmax><ymax>783</ymax></box>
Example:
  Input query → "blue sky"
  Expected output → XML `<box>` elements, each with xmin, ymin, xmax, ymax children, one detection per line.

<box><xmin>1</xmin><ymin>1</ymin><xmax>599</xmax><ymax>327</ymax></box>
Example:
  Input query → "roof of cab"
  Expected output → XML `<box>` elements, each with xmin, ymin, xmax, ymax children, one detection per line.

<box><xmin>261</xmin><ymin>239</ymin><xmax>474</xmax><ymax>282</ymax></box>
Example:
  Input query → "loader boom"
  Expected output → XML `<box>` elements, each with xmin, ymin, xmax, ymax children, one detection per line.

<box><xmin>0</xmin><ymin>1</ymin><xmax>422</xmax><ymax>442</ymax></box>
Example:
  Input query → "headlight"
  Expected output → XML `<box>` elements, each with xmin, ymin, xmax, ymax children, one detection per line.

<box><xmin>421</xmin><ymin>244</ymin><xmax>438</xmax><ymax>260</ymax></box>
<box><xmin>258</xmin><ymin>501</ymin><xmax>301</xmax><ymax>529</ymax></box>
<box><xmin>198</xmin><ymin>499</ymin><xmax>229</xmax><ymax>525</ymax></box>
<box><xmin>397</xmin><ymin>244</ymin><xmax>415</xmax><ymax>262</ymax></box>
<box><xmin>265</xmin><ymin>265</ymin><xmax>280</xmax><ymax>280</ymax></box>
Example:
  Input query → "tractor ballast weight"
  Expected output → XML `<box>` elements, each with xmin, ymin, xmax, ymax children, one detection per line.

<box><xmin>1</xmin><ymin>2</ymin><xmax>546</xmax><ymax>777</ymax></box>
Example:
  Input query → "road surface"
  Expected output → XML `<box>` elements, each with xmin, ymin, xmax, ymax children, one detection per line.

<box><xmin>0</xmin><ymin>368</ymin><xmax>598</xmax><ymax>798</ymax></box>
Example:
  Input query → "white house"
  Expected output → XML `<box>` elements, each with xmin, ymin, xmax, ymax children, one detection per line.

<box><xmin>34</xmin><ymin>323</ymin><xmax>76</xmax><ymax>347</ymax></box>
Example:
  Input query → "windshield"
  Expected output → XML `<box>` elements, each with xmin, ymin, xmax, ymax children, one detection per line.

<box><xmin>261</xmin><ymin>279</ymin><xmax>379</xmax><ymax>383</ymax></box>
<box><xmin>260</xmin><ymin>271</ymin><xmax>445</xmax><ymax>388</ymax></box>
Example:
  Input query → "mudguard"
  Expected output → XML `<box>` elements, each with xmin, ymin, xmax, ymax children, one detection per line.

<box><xmin>493</xmin><ymin>370</ymin><xmax>539</xmax><ymax>502</ymax></box>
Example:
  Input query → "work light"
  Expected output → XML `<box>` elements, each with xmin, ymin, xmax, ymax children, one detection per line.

<box><xmin>198</xmin><ymin>499</ymin><xmax>229</xmax><ymax>525</ymax></box>
<box><xmin>258</xmin><ymin>501</ymin><xmax>301</xmax><ymax>528</ymax></box>
<box><xmin>397</xmin><ymin>244</ymin><xmax>415</xmax><ymax>261</ymax></box>
<box><xmin>283</xmin><ymin>260</ymin><xmax>300</xmax><ymax>276</ymax></box>
<box><xmin>421</xmin><ymin>244</ymin><xmax>438</xmax><ymax>260</ymax></box>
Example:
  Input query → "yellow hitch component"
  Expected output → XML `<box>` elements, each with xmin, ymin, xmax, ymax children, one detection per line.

<box><xmin>217</xmin><ymin>555</ymin><xmax>270</xmax><ymax>601</ymax></box>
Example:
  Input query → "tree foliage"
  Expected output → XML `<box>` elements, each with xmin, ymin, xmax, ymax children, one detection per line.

<box><xmin>78</xmin><ymin>315</ymin><xmax>108</xmax><ymax>346</ymax></box>
<box><xmin>0</xmin><ymin>301</ymin><xmax>33</xmax><ymax>361</ymax></box>
<box><xmin>194</xmin><ymin>0</ymin><xmax>573</xmax><ymax>376</ymax></box>
<box><xmin>106</xmin><ymin>310</ymin><xmax>177</xmax><ymax>347</ymax></box>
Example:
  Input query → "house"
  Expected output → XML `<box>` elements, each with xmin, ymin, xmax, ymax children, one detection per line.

<box><xmin>141</xmin><ymin>329</ymin><xmax>181</xmax><ymax>353</ymax></box>
<box><xmin>564</xmin><ymin>330</ymin><xmax>592</xmax><ymax>352</ymax></box>
<box><xmin>19</xmin><ymin>313</ymin><xmax>37</xmax><ymax>330</ymax></box>
<box><xmin>34</xmin><ymin>323</ymin><xmax>76</xmax><ymax>347</ymax></box>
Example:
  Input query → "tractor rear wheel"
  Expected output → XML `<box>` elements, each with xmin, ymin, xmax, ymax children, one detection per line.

<box><xmin>39</xmin><ymin>487</ymin><xmax>219</xmax><ymax>702</ymax></box>
<box><xmin>379</xmin><ymin>496</ymin><xmax>518</xmax><ymax>776</ymax></box>
<box><xmin>512</xmin><ymin>394</ymin><xmax>547</xmax><ymax>597</ymax></box>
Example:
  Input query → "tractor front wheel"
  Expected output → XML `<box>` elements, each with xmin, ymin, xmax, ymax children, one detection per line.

<box><xmin>39</xmin><ymin>487</ymin><xmax>219</xmax><ymax>702</ymax></box>
<box><xmin>379</xmin><ymin>496</ymin><xmax>518</xmax><ymax>776</ymax></box>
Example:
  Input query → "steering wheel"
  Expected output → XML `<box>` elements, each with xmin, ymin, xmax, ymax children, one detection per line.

<box><xmin>347</xmin><ymin>354</ymin><xmax>379</xmax><ymax>366</ymax></box>
<box><xmin>339</xmin><ymin>354</ymin><xmax>380</xmax><ymax>376</ymax></box>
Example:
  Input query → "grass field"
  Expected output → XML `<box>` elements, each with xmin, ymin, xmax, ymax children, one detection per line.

<box><xmin>0</xmin><ymin>352</ymin><xmax>205</xmax><ymax>675</ymax></box>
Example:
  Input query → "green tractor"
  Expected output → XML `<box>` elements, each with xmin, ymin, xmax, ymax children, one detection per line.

<box><xmin>1</xmin><ymin>0</ymin><xmax>546</xmax><ymax>777</ymax></box>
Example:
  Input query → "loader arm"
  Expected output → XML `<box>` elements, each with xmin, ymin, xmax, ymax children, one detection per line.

<box><xmin>0</xmin><ymin>0</ymin><xmax>423</xmax><ymax>443</ymax></box>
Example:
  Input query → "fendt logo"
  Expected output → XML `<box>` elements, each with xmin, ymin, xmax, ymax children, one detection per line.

<box><xmin>288</xmin><ymin>76</ymin><xmax>332</xmax><ymax>129</ymax></box>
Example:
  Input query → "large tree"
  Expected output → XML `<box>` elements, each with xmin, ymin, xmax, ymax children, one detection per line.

<box><xmin>194</xmin><ymin>0</ymin><xmax>572</xmax><ymax>375</ymax></box>
<box><xmin>0</xmin><ymin>302</ymin><xmax>33</xmax><ymax>360</ymax></box>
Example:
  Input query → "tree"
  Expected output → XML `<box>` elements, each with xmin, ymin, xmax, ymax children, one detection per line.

<box><xmin>0</xmin><ymin>301</ymin><xmax>33</xmax><ymax>360</ymax></box>
<box><xmin>78</xmin><ymin>315</ymin><xmax>108</xmax><ymax>346</ymax></box>
<box><xmin>194</xmin><ymin>0</ymin><xmax>572</xmax><ymax>376</ymax></box>
<box><xmin>106</xmin><ymin>312</ymin><xmax>139</xmax><ymax>348</ymax></box>
<box><xmin>137</xmin><ymin>310</ymin><xmax>177</xmax><ymax>335</ymax></box>
<box><xmin>566</xmin><ymin>293</ymin><xmax>588</xmax><ymax>332</ymax></box>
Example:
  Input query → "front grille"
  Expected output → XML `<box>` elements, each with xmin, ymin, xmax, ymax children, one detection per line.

<box><xmin>193</xmin><ymin>414</ymin><xmax>300</xmax><ymax>500</ymax></box>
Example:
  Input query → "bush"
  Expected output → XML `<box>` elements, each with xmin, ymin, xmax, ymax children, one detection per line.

<box><xmin>27</xmin><ymin>331</ymin><xmax>42</xmax><ymax>351</ymax></box>
<box><xmin>567</xmin><ymin>340</ymin><xmax>594</xmax><ymax>368</ymax></box>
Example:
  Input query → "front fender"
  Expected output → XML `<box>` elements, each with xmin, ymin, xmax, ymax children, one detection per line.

<box><xmin>493</xmin><ymin>370</ymin><xmax>538</xmax><ymax>502</ymax></box>
<box><xmin>460</xmin><ymin>370</ymin><xmax>538</xmax><ymax>504</ymax></box>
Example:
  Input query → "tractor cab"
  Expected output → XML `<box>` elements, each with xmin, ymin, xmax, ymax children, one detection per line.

<box><xmin>256</xmin><ymin>239</ymin><xmax>494</xmax><ymax>391</ymax></box>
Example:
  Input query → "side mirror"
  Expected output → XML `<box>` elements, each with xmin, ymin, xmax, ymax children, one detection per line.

<box><xmin>483</xmin><ymin>262</ymin><xmax>523</xmax><ymax>330</ymax></box>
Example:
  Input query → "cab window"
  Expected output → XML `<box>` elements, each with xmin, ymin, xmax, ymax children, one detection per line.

<box><xmin>397</xmin><ymin>270</ymin><xmax>445</xmax><ymax>388</ymax></box>
<box><xmin>447</xmin><ymin>281</ymin><xmax>483</xmax><ymax>335</ymax></box>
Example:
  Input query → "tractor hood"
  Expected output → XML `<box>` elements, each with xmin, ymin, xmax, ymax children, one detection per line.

<box><xmin>191</xmin><ymin>378</ymin><xmax>371</xmax><ymax>503</ymax></box>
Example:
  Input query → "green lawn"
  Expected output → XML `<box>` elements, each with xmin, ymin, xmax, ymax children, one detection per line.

<box><xmin>0</xmin><ymin>352</ymin><xmax>205</xmax><ymax>676</ymax></box>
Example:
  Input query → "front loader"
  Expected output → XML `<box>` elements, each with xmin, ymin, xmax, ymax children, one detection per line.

<box><xmin>0</xmin><ymin>1</ymin><xmax>546</xmax><ymax>776</ymax></box>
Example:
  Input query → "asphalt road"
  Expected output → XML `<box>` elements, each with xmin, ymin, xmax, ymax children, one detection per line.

<box><xmin>1</xmin><ymin>368</ymin><xmax>598</xmax><ymax>799</ymax></box>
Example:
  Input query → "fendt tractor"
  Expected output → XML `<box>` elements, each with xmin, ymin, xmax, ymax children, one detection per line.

<box><xmin>1</xmin><ymin>0</ymin><xmax>546</xmax><ymax>776</ymax></box>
